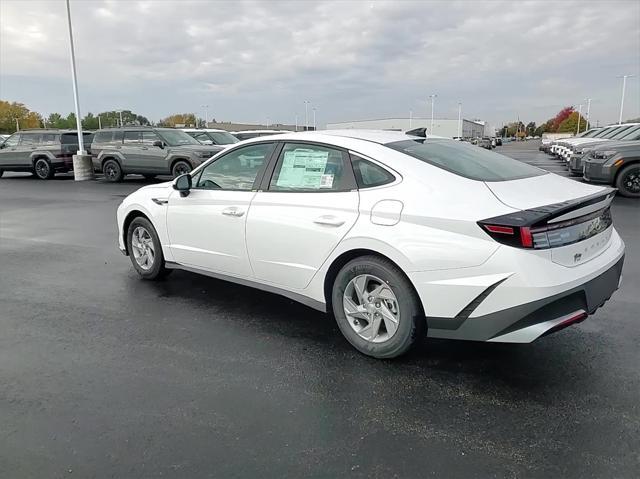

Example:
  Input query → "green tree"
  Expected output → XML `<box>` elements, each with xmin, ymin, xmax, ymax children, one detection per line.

<box><xmin>82</xmin><ymin>112</ymin><xmax>100</xmax><ymax>130</ymax></box>
<box><xmin>158</xmin><ymin>113</ymin><xmax>197</xmax><ymax>127</ymax></box>
<box><xmin>526</xmin><ymin>121</ymin><xmax>536</xmax><ymax>136</ymax></box>
<box><xmin>0</xmin><ymin>100</ymin><xmax>42</xmax><ymax>133</ymax></box>
<box><xmin>557</xmin><ymin>111</ymin><xmax>589</xmax><ymax>133</ymax></box>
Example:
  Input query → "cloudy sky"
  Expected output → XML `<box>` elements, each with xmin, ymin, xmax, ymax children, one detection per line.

<box><xmin>1</xmin><ymin>0</ymin><xmax>639</xmax><ymax>127</ymax></box>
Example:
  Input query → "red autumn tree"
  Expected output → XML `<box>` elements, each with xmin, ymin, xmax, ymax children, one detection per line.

<box><xmin>550</xmin><ymin>106</ymin><xmax>574</xmax><ymax>132</ymax></box>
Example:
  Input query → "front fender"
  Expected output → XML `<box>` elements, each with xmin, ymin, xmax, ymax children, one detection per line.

<box><xmin>117</xmin><ymin>197</ymin><xmax>173</xmax><ymax>261</ymax></box>
<box><xmin>29</xmin><ymin>151</ymin><xmax>56</xmax><ymax>162</ymax></box>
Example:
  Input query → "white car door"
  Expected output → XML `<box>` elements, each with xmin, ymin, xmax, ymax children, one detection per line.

<box><xmin>166</xmin><ymin>142</ymin><xmax>276</xmax><ymax>278</ymax></box>
<box><xmin>246</xmin><ymin>142</ymin><xmax>360</xmax><ymax>290</ymax></box>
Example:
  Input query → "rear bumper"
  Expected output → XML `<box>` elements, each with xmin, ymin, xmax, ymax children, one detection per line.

<box><xmin>425</xmin><ymin>255</ymin><xmax>624</xmax><ymax>343</ymax></box>
<box><xmin>409</xmin><ymin>228</ymin><xmax>625</xmax><ymax>343</ymax></box>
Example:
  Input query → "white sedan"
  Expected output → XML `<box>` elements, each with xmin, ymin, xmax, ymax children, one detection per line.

<box><xmin>116</xmin><ymin>130</ymin><xmax>624</xmax><ymax>358</ymax></box>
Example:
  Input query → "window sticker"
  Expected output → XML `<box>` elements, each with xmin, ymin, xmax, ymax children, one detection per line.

<box><xmin>276</xmin><ymin>149</ymin><xmax>329</xmax><ymax>189</ymax></box>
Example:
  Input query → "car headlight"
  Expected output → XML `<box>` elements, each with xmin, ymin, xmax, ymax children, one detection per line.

<box><xmin>575</xmin><ymin>147</ymin><xmax>592</xmax><ymax>155</ymax></box>
<box><xmin>593</xmin><ymin>150</ymin><xmax>617</xmax><ymax>160</ymax></box>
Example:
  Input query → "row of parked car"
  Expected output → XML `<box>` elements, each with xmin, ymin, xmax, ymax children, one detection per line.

<box><xmin>541</xmin><ymin>123</ymin><xmax>640</xmax><ymax>198</ymax></box>
<box><xmin>0</xmin><ymin>127</ymin><xmax>292</xmax><ymax>181</ymax></box>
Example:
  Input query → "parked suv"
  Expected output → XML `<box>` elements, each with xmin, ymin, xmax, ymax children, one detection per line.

<box><xmin>583</xmin><ymin>140</ymin><xmax>640</xmax><ymax>198</ymax></box>
<box><xmin>91</xmin><ymin>127</ymin><xmax>223</xmax><ymax>181</ymax></box>
<box><xmin>0</xmin><ymin>129</ymin><xmax>93</xmax><ymax>179</ymax></box>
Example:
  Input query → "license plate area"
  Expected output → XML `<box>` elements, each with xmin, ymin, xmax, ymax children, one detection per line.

<box><xmin>551</xmin><ymin>227</ymin><xmax>613</xmax><ymax>267</ymax></box>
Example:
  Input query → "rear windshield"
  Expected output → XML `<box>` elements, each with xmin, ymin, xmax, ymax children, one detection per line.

<box><xmin>386</xmin><ymin>139</ymin><xmax>546</xmax><ymax>182</ymax></box>
<box><xmin>209</xmin><ymin>131</ymin><xmax>239</xmax><ymax>144</ymax></box>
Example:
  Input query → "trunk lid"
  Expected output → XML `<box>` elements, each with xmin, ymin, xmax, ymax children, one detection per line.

<box><xmin>481</xmin><ymin>174</ymin><xmax>616</xmax><ymax>267</ymax></box>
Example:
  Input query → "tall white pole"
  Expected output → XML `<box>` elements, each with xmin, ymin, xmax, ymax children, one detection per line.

<box><xmin>295</xmin><ymin>114</ymin><xmax>298</xmax><ymax>132</ymax></box>
<box><xmin>584</xmin><ymin>98</ymin><xmax>591</xmax><ymax>128</ymax></box>
<box><xmin>119</xmin><ymin>111</ymin><xmax>123</xmax><ymax>127</ymax></box>
<box><xmin>304</xmin><ymin>101</ymin><xmax>309</xmax><ymax>131</ymax></box>
<box><xmin>98</xmin><ymin>115</ymin><xmax>102</xmax><ymax>129</ymax></box>
<box><xmin>201</xmin><ymin>104</ymin><xmax>209</xmax><ymax>126</ymax></box>
<box><xmin>576</xmin><ymin>104</ymin><xmax>583</xmax><ymax>135</ymax></box>
<box><xmin>457</xmin><ymin>102</ymin><xmax>462</xmax><ymax>137</ymax></box>
<box><xmin>65</xmin><ymin>0</ymin><xmax>85</xmax><ymax>154</ymax></box>
<box><xmin>429</xmin><ymin>94</ymin><xmax>436</xmax><ymax>134</ymax></box>
<box><xmin>618</xmin><ymin>75</ymin><xmax>635</xmax><ymax>124</ymax></box>
<box><xmin>312</xmin><ymin>108</ymin><xmax>316</xmax><ymax>130</ymax></box>
<box><xmin>15</xmin><ymin>118</ymin><xmax>19</xmax><ymax>131</ymax></box>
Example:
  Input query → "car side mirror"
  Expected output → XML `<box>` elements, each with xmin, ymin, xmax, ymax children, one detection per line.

<box><xmin>153</xmin><ymin>140</ymin><xmax>164</xmax><ymax>148</ymax></box>
<box><xmin>172</xmin><ymin>173</ymin><xmax>192</xmax><ymax>197</ymax></box>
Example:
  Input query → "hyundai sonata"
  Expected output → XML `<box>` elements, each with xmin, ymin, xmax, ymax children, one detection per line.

<box><xmin>116</xmin><ymin>130</ymin><xmax>624</xmax><ymax>358</ymax></box>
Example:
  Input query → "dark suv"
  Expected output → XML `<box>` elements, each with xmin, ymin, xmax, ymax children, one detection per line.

<box><xmin>91</xmin><ymin>127</ymin><xmax>223</xmax><ymax>182</ymax></box>
<box><xmin>0</xmin><ymin>129</ymin><xmax>93</xmax><ymax>179</ymax></box>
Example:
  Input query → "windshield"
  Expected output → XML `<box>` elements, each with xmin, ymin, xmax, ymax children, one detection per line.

<box><xmin>592</xmin><ymin>127</ymin><xmax>619</xmax><ymax>138</ymax></box>
<box><xmin>600</xmin><ymin>125</ymin><xmax>631</xmax><ymax>139</ymax></box>
<box><xmin>208</xmin><ymin>131</ymin><xmax>239</xmax><ymax>144</ymax></box>
<box><xmin>618</xmin><ymin>125</ymin><xmax>640</xmax><ymax>140</ymax></box>
<box><xmin>157</xmin><ymin>129</ymin><xmax>200</xmax><ymax>146</ymax></box>
<box><xmin>386</xmin><ymin>139</ymin><xmax>546</xmax><ymax>181</ymax></box>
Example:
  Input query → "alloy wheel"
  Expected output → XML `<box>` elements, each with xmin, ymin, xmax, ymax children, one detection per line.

<box><xmin>35</xmin><ymin>160</ymin><xmax>50</xmax><ymax>179</ymax></box>
<box><xmin>622</xmin><ymin>168</ymin><xmax>640</xmax><ymax>194</ymax></box>
<box><xmin>131</xmin><ymin>226</ymin><xmax>155</xmax><ymax>271</ymax></box>
<box><xmin>343</xmin><ymin>274</ymin><xmax>400</xmax><ymax>343</ymax></box>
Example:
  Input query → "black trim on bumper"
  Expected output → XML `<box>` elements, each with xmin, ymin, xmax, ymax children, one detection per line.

<box><xmin>427</xmin><ymin>255</ymin><xmax>624</xmax><ymax>341</ymax></box>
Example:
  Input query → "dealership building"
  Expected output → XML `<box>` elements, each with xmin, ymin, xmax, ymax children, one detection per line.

<box><xmin>325</xmin><ymin>117</ymin><xmax>491</xmax><ymax>138</ymax></box>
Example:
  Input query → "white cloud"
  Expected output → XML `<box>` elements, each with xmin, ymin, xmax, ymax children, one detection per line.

<box><xmin>0</xmin><ymin>0</ymin><xmax>638</xmax><ymax>125</ymax></box>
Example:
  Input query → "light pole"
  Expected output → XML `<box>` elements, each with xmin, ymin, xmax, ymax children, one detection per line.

<box><xmin>584</xmin><ymin>98</ymin><xmax>591</xmax><ymax>128</ymax></box>
<box><xmin>295</xmin><ymin>114</ymin><xmax>298</xmax><ymax>132</ymax></box>
<box><xmin>65</xmin><ymin>0</ymin><xmax>93</xmax><ymax>180</ymax></box>
<box><xmin>617</xmin><ymin>75</ymin><xmax>635</xmax><ymax>124</ymax></box>
<box><xmin>304</xmin><ymin>100</ymin><xmax>310</xmax><ymax>131</ymax></box>
<box><xmin>428</xmin><ymin>94</ymin><xmax>437</xmax><ymax>134</ymax></box>
<box><xmin>312</xmin><ymin>107</ymin><xmax>316</xmax><ymax>131</ymax></box>
<box><xmin>457</xmin><ymin>101</ymin><xmax>462</xmax><ymax>138</ymax></box>
<box><xmin>15</xmin><ymin>118</ymin><xmax>19</xmax><ymax>131</ymax></box>
<box><xmin>576</xmin><ymin>104</ymin><xmax>583</xmax><ymax>135</ymax></box>
<box><xmin>201</xmin><ymin>104</ymin><xmax>209</xmax><ymax>126</ymax></box>
<box><xmin>98</xmin><ymin>114</ymin><xmax>102</xmax><ymax>129</ymax></box>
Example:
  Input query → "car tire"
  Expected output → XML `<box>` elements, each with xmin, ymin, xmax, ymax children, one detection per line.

<box><xmin>331</xmin><ymin>255</ymin><xmax>424</xmax><ymax>359</ymax></box>
<box><xmin>103</xmin><ymin>159</ymin><xmax>124</xmax><ymax>182</ymax></box>
<box><xmin>615</xmin><ymin>163</ymin><xmax>640</xmax><ymax>198</ymax></box>
<box><xmin>172</xmin><ymin>160</ymin><xmax>192</xmax><ymax>178</ymax></box>
<box><xmin>33</xmin><ymin>158</ymin><xmax>55</xmax><ymax>180</ymax></box>
<box><xmin>126</xmin><ymin>216</ymin><xmax>171</xmax><ymax>280</ymax></box>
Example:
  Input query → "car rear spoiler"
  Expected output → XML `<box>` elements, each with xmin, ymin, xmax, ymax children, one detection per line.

<box><xmin>480</xmin><ymin>188</ymin><xmax>616</xmax><ymax>228</ymax></box>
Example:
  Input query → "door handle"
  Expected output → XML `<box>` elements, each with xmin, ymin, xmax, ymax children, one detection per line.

<box><xmin>313</xmin><ymin>215</ymin><xmax>345</xmax><ymax>227</ymax></box>
<box><xmin>222</xmin><ymin>207</ymin><xmax>245</xmax><ymax>217</ymax></box>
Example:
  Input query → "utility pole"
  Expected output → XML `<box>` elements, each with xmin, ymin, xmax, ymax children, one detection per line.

<box><xmin>312</xmin><ymin>108</ymin><xmax>316</xmax><ymax>131</ymax></box>
<box><xmin>65</xmin><ymin>0</ymin><xmax>93</xmax><ymax>180</ymax></box>
<box><xmin>428</xmin><ymin>94</ymin><xmax>437</xmax><ymax>134</ymax></box>
<box><xmin>617</xmin><ymin>75</ymin><xmax>635</xmax><ymax>124</ymax></box>
<box><xmin>584</xmin><ymin>98</ymin><xmax>591</xmax><ymax>128</ymax></box>
<box><xmin>457</xmin><ymin>102</ymin><xmax>462</xmax><ymax>138</ymax></box>
<box><xmin>15</xmin><ymin>118</ymin><xmax>19</xmax><ymax>131</ymax></box>
<box><xmin>201</xmin><ymin>104</ymin><xmax>209</xmax><ymax>127</ymax></box>
<box><xmin>304</xmin><ymin>100</ymin><xmax>310</xmax><ymax>131</ymax></box>
<box><xmin>576</xmin><ymin>104</ymin><xmax>583</xmax><ymax>135</ymax></box>
<box><xmin>98</xmin><ymin>115</ymin><xmax>102</xmax><ymax>129</ymax></box>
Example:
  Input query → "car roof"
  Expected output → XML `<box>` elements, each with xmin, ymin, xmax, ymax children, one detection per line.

<box><xmin>232</xmin><ymin>130</ymin><xmax>291</xmax><ymax>134</ymax></box>
<box><xmin>241</xmin><ymin>129</ymin><xmax>435</xmax><ymax>145</ymax></box>
<box><xmin>182</xmin><ymin>128</ymin><xmax>229</xmax><ymax>133</ymax></box>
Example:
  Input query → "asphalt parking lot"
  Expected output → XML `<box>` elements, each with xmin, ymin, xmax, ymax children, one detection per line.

<box><xmin>1</xmin><ymin>140</ymin><xmax>638</xmax><ymax>478</ymax></box>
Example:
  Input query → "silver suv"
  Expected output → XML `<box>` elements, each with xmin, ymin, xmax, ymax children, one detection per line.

<box><xmin>0</xmin><ymin>129</ymin><xmax>93</xmax><ymax>179</ymax></box>
<box><xmin>91</xmin><ymin>127</ymin><xmax>223</xmax><ymax>182</ymax></box>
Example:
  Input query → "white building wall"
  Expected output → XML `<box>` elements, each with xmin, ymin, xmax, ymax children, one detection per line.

<box><xmin>325</xmin><ymin>118</ymin><xmax>485</xmax><ymax>138</ymax></box>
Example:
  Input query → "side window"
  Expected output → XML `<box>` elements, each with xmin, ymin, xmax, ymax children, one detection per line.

<box><xmin>269</xmin><ymin>143</ymin><xmax>353</xmax><ymax>192</ymax></box>
<box><xmin>93</xmin><ymin>131</ymin><xmax>112</xmax><ymax>143</ymax></box>
<box><xmin>350</xmin><ymin>154</ymin><xmax>396</xmax><ymax>188</ymax></box>
<box><xmin>113</xmin><ymin>131</ymin><xmax>124</xmax><ymax>143</ymax></box>
<box><xmin>195</xmin><ymin>142</ymin><xmax>275</xmax><ymax>191</ymax></box>
<box><xmin>19</xmin><ymin>133</ymin><xmax>41</xmax><ymax>146</ymax></box>
<box><xmin>41</xmin><ymin>133</ymin><xmax>58</xmax><ymax>145</ymax></box>
<box><xmin>3</xmin><ymin>134</ymin><xmax>20</xmax><ymax>147</ymax></box>
<box><xmin>141</xmin><ymin>131</ymin><xmax>161</xmax><ymax>145</ymax></box>
<box><xmin>123</xmin><ymin>131</ymin><xmax>141</xmax><ymax>144</ymax></box>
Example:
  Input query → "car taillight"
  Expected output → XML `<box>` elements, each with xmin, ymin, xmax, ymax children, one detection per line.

<box><xmin>478</xmin><ymin>191</ymin><xmax>615</xmax><ymax>250</ymax></box>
